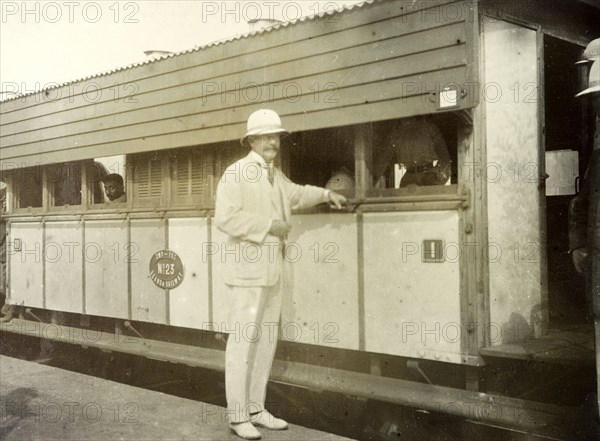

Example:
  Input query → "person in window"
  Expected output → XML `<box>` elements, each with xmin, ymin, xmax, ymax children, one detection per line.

<box><xmin>101</xmin><ymin>173</ymin><xmax>127</xmax><ymax>203</ymax></box>
<box><xmin>374</xmin><ymin>116</ymin><xmax>451</xmax><ymax>187</ymax></box>
<box><xmin>214</xmin><ymin>109</ymin><xmax>346</xmax><ymax>440</ymax></box>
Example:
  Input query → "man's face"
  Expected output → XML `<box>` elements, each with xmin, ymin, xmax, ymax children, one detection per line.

<box><xmin>248</xmin><ymin>133</ymin><xmax>280</xmax><ymax>163</ymax></box>
<box><xmin>104</xmin><ymin>181</ymin><xmax>123</xmax><ymax>201</ymax></box>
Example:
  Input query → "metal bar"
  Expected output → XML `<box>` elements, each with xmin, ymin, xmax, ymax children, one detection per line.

<box><xmin>356</xmin><ymin>212</ymin><xmax>365</xmax><ymax>351</ymax></box>
<box><xmin>126</xmin><ymin>214</ymin><xmax>132</xmax><ymax>320</ymax></box>
<box><xmin>355</xmin><ymin>201</ymin><xmax>463</xmax><ymax>213</ymax></box>
<box><xmin>349</xmin><ymin>193</ymin><xmax>468</xmax><ymax>204</ymax></box>
<box><xmin>354</xmin><ymin>123</ymin><xmax>372</xmax><ymax>200</ymax></box>
<box><xmin>207</xmin><ymin>215</ymin><xmax>213</xmax><ymax>326</ymax></box>
<box><xmin>5</xmin><ymin>195</ymin><xmax>468</xmax><ymax>221</ymax></box>
<box><xmin>41</xmin><ymin>219</ymin><xmax>46</xmax><ymax>309</ymax></box>
<box><xmin>536</xmin><ymin>27</ymin><xmax>550</xmax><ymax>336</ymax></box>
<box><xmin>164</xmin><ymin>216</ymin><xmax>170</xmax><ymax>326</ymax></box>
<box><xmin>6</xmin><ymin>220</ymin><xmax>11</xmax><ymax>302</ymax></box>
<box><xmin>5</xmin><ymin>206</ymin><xmax>216</xmax><ymax>219</ymax></box>
<box><xmin>81</xmin><ymin>217</ymin><xmax>86</xmax><ymax>315</ymax></box>
<box><xmin>0</xmin><ymin>317</ymin><xmax>582</xmax><ymax>438</ymax></box>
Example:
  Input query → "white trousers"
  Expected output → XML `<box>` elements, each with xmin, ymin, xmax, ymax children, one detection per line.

<box><xmin>225</xmin><ymin>280</ymin><xmax>282</xmax><ymax>423</ymax></box>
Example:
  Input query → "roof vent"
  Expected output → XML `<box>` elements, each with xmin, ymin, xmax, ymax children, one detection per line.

<box><xmin>143</xmin><ymin>50</ymin><xmax>174</xmax><ymax>59</ymax></box>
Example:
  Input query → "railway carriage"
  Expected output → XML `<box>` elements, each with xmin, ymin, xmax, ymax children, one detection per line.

<box><xmin>1</xmin><ymin>0</ymin><xmax>599</xmax><ymax>437</ymax></box>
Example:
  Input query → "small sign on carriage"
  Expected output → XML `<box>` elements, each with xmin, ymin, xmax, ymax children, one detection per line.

<box><xmin>149</xmin><ymin>250</ymin><xmax>184</xmax><ymax>289</ymax></box>
<box><xmin>438</xmin><ymin>86</ymin><xmax>459</xmax><ymax>109</ymax></box>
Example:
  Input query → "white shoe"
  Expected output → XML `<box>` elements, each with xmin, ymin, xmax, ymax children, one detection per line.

<box><xmin>229</xmin><ymin>421</ymin><xmax>261</xmax><ymax>440</ymax></box>
<box><xmin>250</xmin><ymin>410</ymin><xmax>288</xmax><ymax>430</ymax></box>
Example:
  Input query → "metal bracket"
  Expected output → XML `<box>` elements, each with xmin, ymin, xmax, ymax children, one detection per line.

<box><xmin>406</xmin><ymin>360</ymin><xmax>432</xmax><ymax>384</ymax></box>
<box><xmin>25</xmin><ymin>308</ymin><xmax>44</xmax><ymax>323</ymax></box>
<box><xmin>124</xmin><ymin>321</ymin><xmax>144</xmax><ymax>339</ymax></box>
<box><xmin>456</xmin><ymin>109</ymin><xmax>474</xmax><ymax>126</ymax></box>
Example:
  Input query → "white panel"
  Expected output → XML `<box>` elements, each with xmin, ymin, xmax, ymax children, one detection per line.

<box><xmin>168</xmin><ymin>218</ymin><xmax>210</xmax><ymax>329</ymax></box>
<box><xmin>545</xmin><ymin>150</ymin><xmax>579</xmax><ymax>196</ymax></box>
<box><xmin>84</xmin><ymin>220</ymin><xmax>128</xmax><ymax>319</ymax></box>
<box><xmin>8</xmin><ymin>223</ymin><xmax>44</xmax><ymax>308</ymax></box>
<box><xmin>130</xmin><ymin>219</ymin><xmax>167</xmax><ymax>324</ymax></box>
<box><xmin>282</xmin><ymin>214</ymin><xmax>359</xmax><ymax>350</ymax></box>
<box><xmin>484</xmin><ymin>20</ymin><xmax>543</xmax><ymax>343</ymax></box>
<box><xmin>45</xmin><ymin>222</ymin><xmax>83</xmax><ymax>313</ymax></box>
<box><xmin>363</xmin><ymin>211</ymin><xmax>461</xmax><ymax>363</ymax></box>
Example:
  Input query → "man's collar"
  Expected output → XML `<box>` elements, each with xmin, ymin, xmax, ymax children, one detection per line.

<box><xmin>248</xmin><ymin>150</ymin><xmax>269</xmax><ymax>167</ymax></box>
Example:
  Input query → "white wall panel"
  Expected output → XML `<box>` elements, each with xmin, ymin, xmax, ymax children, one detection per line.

<box><xmin>168</xmin><ymin>218</ymin><xmax>210</xmax><ymax>329</ymax></box>
<box><xmin>130</xmin><ymin>219</ymin><xmax>167</xmax><ymax>324</ymax></box>
<box><xmin>363</xmin><ymin>211</ymin><xmax>461</xmax><ymax>363</ymax></box>
<box><xmin>45</xmin><ymin>222</ymin><xmax>83</xmax><ymax>313</ymax></box>
<box><xmin>282</xmin><ymin>214</ymin><xmax>359</xmax><ymax>350</ymax></box>
<box><xmin>84</xmin><ymin>220</ymin><xmax>128</xmax><ymax>319</ymax></box>
<box><xmin>8</xmin><ymin>223</ymin><xmax>44</xmax><ymax>308</ymax></box>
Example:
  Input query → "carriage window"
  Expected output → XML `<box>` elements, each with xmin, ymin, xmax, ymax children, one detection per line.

<box><xmin>47</xmin><ymin>162</ymin><xmax>82</xmax><ymax>207</ymax></box>
<box><xmin>285</xmin><ymin>116</ymin><xmax>458</xmax><ymax>202</ymax></box>
<box><xmin>287</xmin><ymin>127</ymin><xmax>355</xmax><ymax>197</ymax></box>
<box><xmin>89</xmin><ymin>156</ymin><xmax>126</xmax><ymax>204</ymax></box>
<box><xmin>370</xmin><ymin>115</ymin><xmax>457</xmax><ymax>194</ymax></box>
<box><xmin>15</xmin><ymin>166</ymin><xmax>43</xmax><ymax>209</ymax></box>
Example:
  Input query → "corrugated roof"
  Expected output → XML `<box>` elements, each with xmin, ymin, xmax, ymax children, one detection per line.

<box><xmin>1</xmin><ymin>0</ymin><xmax>376</xmax><ymax>103</ymax></box>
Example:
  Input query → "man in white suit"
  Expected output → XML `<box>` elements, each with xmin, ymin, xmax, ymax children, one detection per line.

<box><xmin>214</xmin><ymin>109</ymin><xmax>347</xmax><ymax>439</ymax></box>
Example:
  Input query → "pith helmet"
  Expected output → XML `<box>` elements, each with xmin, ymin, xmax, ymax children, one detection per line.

<box><xmin>576</xmin><ymin>58</ymin><xmax>600</xmax><ymax>97</ymax></box>
<box><xmin>575</xmin><ymin>38</ymin><xmax>600</xmax><ymax>65</ymax></box>
<box><xmin>243</xmin><ymin>109</ymin><xmax>287</xmax><ymax>141</ymax></box>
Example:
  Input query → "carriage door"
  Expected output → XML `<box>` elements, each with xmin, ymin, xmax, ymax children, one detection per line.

<box><xmin>483</xmin><ymin>19</ymin><xmax>546</xmax><ymax>343</ymax></box>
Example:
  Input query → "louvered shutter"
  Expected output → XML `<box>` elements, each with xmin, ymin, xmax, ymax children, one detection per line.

<box><xmin>132</xmin><ymin>154</ymin><xmax>164</xmax><ymax>206</ymax></box>
<box><xmin>172</xmin><ymin>148</ymin><xmax>214</xmax><ymax>206</ymax></box>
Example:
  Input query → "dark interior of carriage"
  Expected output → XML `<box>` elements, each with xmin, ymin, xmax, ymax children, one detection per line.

<box><xmin>286</xmin><ymin>113</ymin><xmax>459</xmax><ymax>199</ymax></box>
<box><xmin>544</xmin><ymin>35</ymin><xmax>594</xmax><ymax>328</ymax></box>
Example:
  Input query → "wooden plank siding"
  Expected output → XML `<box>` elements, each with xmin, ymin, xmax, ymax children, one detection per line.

<box><xmin>1</xmin><ymin>22</ymin><xmax>467</xmax><ymax>142</ymax></box>
<box><xmin>0</xmin><ymin>0</ymin><xmax>478</xmax><ymax>169</ymax></box>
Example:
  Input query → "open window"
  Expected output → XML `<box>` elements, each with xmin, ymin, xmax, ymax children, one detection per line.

<box><xmin>369</xmin><ymin>114</ymin><xmax>458</xmax><ymax>196</ymax></box>
<box><xmin>285</xmin><ymin>113</ymin><xmax>460</xmax><ymax>206</ymax></box>
<box><xmin>46</xmin><ymin>162</ymin><xmax>82</xmax><ymax>208</ymax></box>
<box><xmin>88</xmin><ymin>156</ymin><xmax>126</xmax><ymax>206</ymax></box>
<box><xmin>13</xmin><ymin>166</ymin><xmax>43</xmax><ymax>210</ymax></box>
<box><xmin>10</xmin><ymin>161</ymin><xmax>88</xmax><ymax>212</ymax></box>
<box><xmin>286</xmin><ymin>126</ymin><xmax>355</xmax><ymax>198</ymax></box>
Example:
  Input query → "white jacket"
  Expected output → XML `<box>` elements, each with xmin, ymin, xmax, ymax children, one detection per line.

<box><xmin>214</xmin><ymin>152</ymin><xmax>329</xmax><ymax>286</ymax></box>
